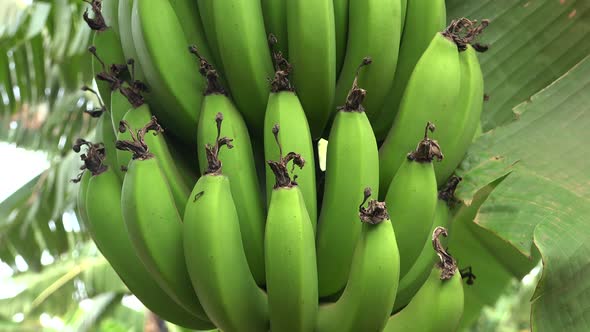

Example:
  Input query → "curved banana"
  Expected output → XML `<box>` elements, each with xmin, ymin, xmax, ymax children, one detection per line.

<box><xmin>334</xmin><ymin>0</ymin><xmax>401</xmax><ymax>121</ymax></box>
<box><xmin>264</xmin><ymin>56</ymin><xmax>317</xmax><ymax>231</ymax></box>
<box><xmin>211</xmin><ymin>0</ymin><xmax>274</xmax><ymax>133</ymax></box>
<box><xmin>372</xmin><ymin>0</ymin><xmax>446</xmax><ymax>140</ymax></box>
<box><xmin>116</xmin><ymin>109</ymin><xmax>190</xmax><ymax>214</ymax></box>
<box><xmin>183</xmin><ymin>116</ymin><xmax>269</xmax><ymax>332</ymax></box>
<box><xmin>131</xmin><ymin>0</ymin><xmax>205</xmax><ymax>143</ymax></box>
<box><xmin>261</xmin><ymin>0</ymin><xmax>288</xmax><ymax>58</ymax></box>
<box><xmin>75</xmin><ymin>170</ymin><xmax>91</xmax><ymax>226</ymax></box>
<box><xmin>434</xmin><ymin>35</ymin><xmax>486</xmax><ymax>184</ymax></box>
<box><xmin>317</xmin><ymin>188</ymin><xmax>399</xmax><ymax>332</ymax></box>
<box><xmin>393</xmin><ymin>176</ymin><xmax>461</xmax><ymax>313</ymax></box>
<box><xmin>399</xmin><ymin>0</ymin><xmax>407</xmax><ymax>30</ymax></box>
<box><xmin>333</xmin><ymin>0</ymin><xmax>349</xmax><ymax>76</ymax></box>
<box><xmin>167</xmin><ymin>0</ymin><xmax>213</xmax><ymax>63</ymax></box>
<box><xmin>193</xmin><ymin>50</ymin><xmax>266</xmax><ymax>286</ymax></box>
<box><xmin>116</xmin><ymin>121</ymin><xmax>208</xmax><ymax>321</ymax></box>
<box><xmin>316</xmin><ymin>60</ymin><xmax>379</xmax><ymax>298</ymax></box>
<box><xmin>80</xmin><ymin>86</ymin><xmax>125</xmax><ymax>180</ymax></box>
<box><xmin>265</xmin><ymin>125</ymin><xmax>317</xmax><ymax>332</ymax></box>
<box><xmin>384</xmin><ymin>227</ymin><xmax>464</xmax><ymax>332</ymax></box>
<box><xmin>286</xmin><ymin>0</ymin><xmax>336</xmax><ymax>138</ymax></box>
<box><xmin>84</xmin><ymin>0</ymin><xmax>125</xmax><ymax>108</ymax></box>
<box><xmin>379</xmin><ymin>28</ymin><xmax>462</xmax><ymax>195</ymax></box>
<box><xmin>74</xmin><ymin>140</ymin><xmax>213</xmax><ymax>329</ymax></box>
<box><xmin>384</xmin><ymin>123</ymin><xmax>442</xmax><ymax>278</ymax></box>
<box><xmin>117</xmin><ymin>0</ymin><xmax>145</xmax><ymax>81</ymax></box>
<box><xmin>196</xmin><ymin>0</ymin><xmax>225</xmax><ymax>78</ymax></box>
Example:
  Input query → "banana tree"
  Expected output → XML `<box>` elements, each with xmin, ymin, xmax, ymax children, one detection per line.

<box><xmin>0</xmin><ymin>0</ymin><xmax>589</xmax><ymax>331</ymax></box>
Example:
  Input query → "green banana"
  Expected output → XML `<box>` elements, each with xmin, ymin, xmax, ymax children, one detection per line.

<box><xmin>261</xmin><ymin>0</ymin><xmax>288</xmax><ymax>58</ymax></box>
<box><xmin>131</xmin><ymin>0</ymin><xmax>205</xmax><ymax>143</ymax></box>
<box><xmin>168</xmin><ymin>0</ymin><xmax>213</xmax><ymax>63</ymax></box>
<box><xmin>196</xmin><ymin>0</ymin><xmax>225</xmax><ymax>79</ymax></box>
<box><xmin>393</xmin><ymin>176</ymin><xmax>461</xmax><ymax>313</ymax></box>
<box><xmin>334</xmin><ymin>0</ymin><xmax>401</xmax><ymax>121</ymax></box>
<box><xmin>84</xmin><ymin>0</ymin><xmax>125</xmax><ymax>108</ymax></box>
<box><xmin>316</xmin><ymin>59</ymin><xmax>379</xmax><ymax>298</ymax></box>
<box><xmin>211</xmin><ymin>0</ymin><xmax>274</xmax><ymax>133</ymax></box>
<box><xmin>316</xmin><ymin>188</ymin><xmax>399</xmax><ymax>332</ymax></box>
<box><xmin>333</xmin><ymin>0</ymin><xmax>349</xmax><ymax>76</ymax></box>
<box><xmin>434</xmin><ymin>40</ymin><xmax>486</xmax><ymax>184</ymax></box>
<box><xmin>75</xmin><ymin>170</ymin><xmax>91</xmax><ymax>226</ymax></box>
<box><xmin>400</xmin><ymin>0</ymin><xmax>407</xmax><ymax>31</ymax></box>
<box><xmin>116</xmin><ymin>120</ymin><xmax>208</xmax><ymax>321</ymax></box>
<box><xmin>384</xmin><ymin>227</ymin><xmax>464</xmax><ymax>332</ymax></box>
<box><xmin>193</xmin><ymin>50</ymin><xmax>266</xmax><ymax>286</ymax></box>
<box><xmin>372</xmin><ymin>0</ymin><xmax>446</xmax><ymax>140</ymax></box>
<box><xmin>265</xmin><ymin>125</ymin><xmax>317</xmax><ymax>332</ymax></box>
<box><xmin>183</xmin><ymin>116</ymin><xmax>269</xmax><ymax>332</ymax></box>
<box><xmin>107</xmin><ymin>58</ymin><xmax>146</xmax><ymax>132</ymax></box>
<box><xmin>384</xmin><ymin>123</ymin><xmax>442</xmax><ymax>278</ymax></box>
<box><xmin>116</xmin><ymin>108</ymin><xmax>190</xmax><ymax>215</ymax></box>
<box><xmin>286</xmin><ymin>0</ymin><xmax>336</xmax><ymax>138</ymax></box>
<box><xmin>379</xmin><ymin>18</ymin><xmax>489</xmax><ymax>190</ymax></box>
<box><xmin>264</xmin><ymin>56</ymin><xmax>317</xmax><ymax>231</ymax></box>
<box><xmin>110</xmin><ymin>88</ymin><xmax>132</xmax><ymax>134</ymax></box>
<box><xmin>80</xmin><ymin>86</ymin><xmax>125</xmax><ymax>181</ymax></box>
<box><xmin>75</xmin><ymin>141</ymin><xmax>213</xmax><ymax>329</ymax></box>
<box><xmin>117</xmin><ymin>0</ymin><xmax>145</xmax><ymax>81</ymax></box>
<box><xmin>379</xmin><ymin>28</ymin><xmax>461</xmax><ymax>195</ymax></box>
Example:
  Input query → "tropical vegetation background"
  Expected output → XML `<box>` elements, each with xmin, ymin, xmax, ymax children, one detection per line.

<box><xmin>0</xmin><ymin>0</ymin><xmax>588</xmax><ymax>331</ymax></box>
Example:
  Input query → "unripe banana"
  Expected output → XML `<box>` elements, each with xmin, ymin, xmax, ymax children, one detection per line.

<box><xmin>393</xmin><ymin>176</ymin><xmax>461</xmax><ymax>313</ymax></box>
<box><xmin>385</xmin><ymin>123</ymin><xmax>442</xmax><ymax>278</ymax></box>
<box><xmin>333</xmin><ymin>0</ymin><xmax>349</xmax><ymax>76</ymax></box>
<box><xmin>80</xmin><ymin>86</ymin><xmax>125</xmax><ymax>180</ymax></box>
<box><xmin>316</xmin><ymin>59</ymin><xmax>379</xmax><ymax>298</ymax></box>
<box><xmin>196</xmin><ymin>0</ymin><xmax>225</xmax><ymax>79</ymax></box>
<box><xmin>334</xmin><ymin>0</ymin><xmax>401</xmax><ymax>121</ymax></box>
<box><xmin>264</xmin><ymin>54</ymin><xmax>317</xmax><ymax>231</ymax></box>
<box><xmin>116</xmin><ymin>120</ymin><xmax>208</xmax><ymax>321</ymax></box>
<box><xmin>265</xmin><ymin>125</ymin><xmax>318</xmax><ymax>332</ymax></box>
<box><xmin>115</xmin><ymin>107</ymin><xmax>189</xmax><ymax>214</ymax></box>
<box><xmin>384</xmin><ymin>227</ymin><xmax>464</xmax><ymax>332</ymax></box>
<box><xmin>192</xmin><ymin>50</ymin><xmax>266</xmax><ymax>286</ymax></box>
<box><xmin>317</xmin><ymin>188</ymin><xmax>399</xmax><ymax>332</ymax></box>
<box><xmin>434</xmin><ymin>36</ymin><xmax>487</xmax><ymax>184</ymax></box>
<box><xmin>117</xmin><ymin>0</ymin><xmax>145</xmax><ymax>81</ymax></box>
<box><xmin>211</xmin><ymin>0</ymin><xmax>274</xmax><ymax>133</ymax></box>
<box><xmin>373</xmin><ymin>0</ymin><xmax>446</xmax><ymax>140</ymax></box>
<box><xmin>167</xmin><ymin>0</ymin><xmax>213</xmax><ymax>64</ymax></box>
<box><xmin>261</xmin><ymin>0</ymin><xmax>288</xmax><ymax>58</ymax></box>
<box><xmin>184</xmin><ymin>116</ymin><xmax>269</xmax><ymax>332</ymax></box>
<box><xmin>74</xmin><ymin>144</ymin><xmax>213</xmax><ymax>329</ymax></box>
<box><xmin>84</xmin><ymin>0</ymin><xmax>125</xmax><ymax>108</ymax></box>
<box><xmin>399</xmin><ymin>0</ymin><xmax>407</xmax><ymax>30</ymax></box>
<box><xmin>75</xmin><ymin>170</ymin><xmax>91</xmax><ymax>226</ymax></box>
<box><xmin>286</xmin><ymin>0</ymin><xmax>336</xmax><ymax>138</ymax></box>
<box><xmin>379</xmin><ymin>28</ymin><xmax>461</xmax><ymax>195</ymax></box>
<box><xmin>131</xmin><ymin>0</ymin><xmax>205</xmax><ymax>143</ymax></box>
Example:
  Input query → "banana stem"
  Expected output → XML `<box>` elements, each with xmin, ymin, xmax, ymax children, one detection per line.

<box><xmin>358</xmin><ymin>187</ymin><xmax>389</xmax><ymax>224</ymax></box>
<box><xmin>115</xmin><ymin>117</ymin><xmax>163</xmax><ymax>160</ymax></box>
<box><xmin>442</xmin><ymin>18</ymin><xmax>490</xmax><ymax>52</ymax></box>
<box><xmin>432</xmin><ymin>227</ymin><xmax>457</xmax><ymax>280</ymax></box>
<box><xmin>203</xmin><ymin>112</ymin><xmax>234</xmax><ymax>175</ymax></box>
<box><xmin>267</xmin><ymin>124</ymin><xmax>305</xmax><ymax>188</ymax></box>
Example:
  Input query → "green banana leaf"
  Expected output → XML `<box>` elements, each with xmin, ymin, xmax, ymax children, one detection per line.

<box><xmin>447</xmin><ymin>0</ymin><xmax>590</xmax><ymax>130</ymax></box>
<box><xmin>442</xmin><ymin>0</ymin><xmax>590</xmax><ymax>330</ymax></box>
<box><xmin>0</xmin><ymin>241</ymin><xmax>128</xmax><ymax>320</ymax></box>
<box><xmin>454</xmin><ymin>55</ymin><xmax>590</xmax><ymax>332</ymax></box>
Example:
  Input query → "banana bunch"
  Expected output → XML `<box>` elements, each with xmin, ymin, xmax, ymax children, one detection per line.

<box><xmin>74</xmin><ymin>1</ymin><xmax>489</xmax><ymax>330</ymax></box>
